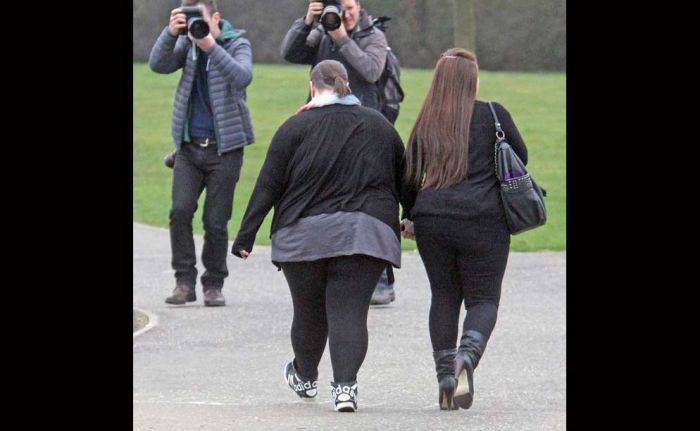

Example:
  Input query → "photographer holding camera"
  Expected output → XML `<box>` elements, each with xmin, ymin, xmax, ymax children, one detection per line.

<box><xmin>149</xmin><ymin>0</ymin><xmax>254</xmax><ymax>307</ymax></box>
<box><xmin>282</xmin><ymin>0</ymin><xmax>388</xmax><ymax>111</ymax></box>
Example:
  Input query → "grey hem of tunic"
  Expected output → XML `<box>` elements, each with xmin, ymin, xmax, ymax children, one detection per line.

<box><xmin>271</xmin><ymin>211</ymin><xmax>401</xmax><ymax>268</ymax></box>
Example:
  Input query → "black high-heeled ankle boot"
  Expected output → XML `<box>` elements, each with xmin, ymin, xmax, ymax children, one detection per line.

<box><xmin>433</xmin><ymin>348</ymin><xmax>458</xmax><ymax>411</ymax></box>
<box><xmin>454</xmin><ymin>330</ymin><xmax>487</xmax><ymax>410</ymax></box>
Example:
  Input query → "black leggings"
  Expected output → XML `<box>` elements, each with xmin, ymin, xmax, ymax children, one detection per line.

<box><xmin>280</xmin><ymin>254</ymin><xmax>387</xmax><ymax>383</ymax></box>
<box><xmin>414</xmin><ymin>216</ymin><xmax>510</xmax><ymax>352</ymax></box>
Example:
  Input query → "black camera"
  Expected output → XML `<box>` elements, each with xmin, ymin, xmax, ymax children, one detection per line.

<box><xmin>179</xmin><ymin>6</ymin><xmax>210</xmax><ymax>39</ymax></box>
<box><xmin>320</xmin><ymin>0</ymin><xmax>344</xmax><ymax>31</ymax></box>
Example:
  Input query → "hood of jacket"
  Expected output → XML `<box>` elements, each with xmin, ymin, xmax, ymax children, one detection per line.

<box><xmin>217</xmin><ymin>19</ymin><xmax>245</xmax><ymax>42</ymax></box>
<box><xmin>348</xmin><ymin>9</ymin><xmax>375</xmax><ymax>35</ymax></box>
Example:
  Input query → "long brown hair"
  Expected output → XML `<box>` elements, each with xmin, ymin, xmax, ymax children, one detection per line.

<box><xmin>405</xmin><ymin>48</ymin><xmax>479</xmax><ymax>190</ymax></box>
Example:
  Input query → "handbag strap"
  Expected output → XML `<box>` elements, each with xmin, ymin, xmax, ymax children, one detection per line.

<box><xmin>487</xmin><ymin>101</ymin><xmax>506</xmax><ymax>142</ymax></box>
<box><xmin>489</xmin><ymin>101</ymin><xmax>506</xmax><ymax>181</ymax></box>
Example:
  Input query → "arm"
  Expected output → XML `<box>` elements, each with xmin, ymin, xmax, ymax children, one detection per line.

<box><xmin>400</xmin><ymin>136</ymin><xmax>419</xmax><ymax>221</ymax></box>
<box><xmin>493</xmin><ymin>102</ymin><xmax>528</xmax><ymax>165</ymax></box>
<box><xmin>232</xmin><ymin>119</ymin><xmax>299</xmax><ymax>256</ymax></box>
<box><xmin>389</xmin><ymin>127</ymin><xmax>411</xmax><ymax>217</ymax></box>
<box><xmin>281</xmin><ymin>18</ymin><xmax>321</xmax><ymax>65</ymax></box>
<box><xmin>205</xmin><ymin>38</ymin><xmax>253</xmax><ymax>90</ymax></box>
<box><xmin>335</xmin><ymin>30</ymin><xmax>388</xmax><ymax>83</ymax></box>
<box><xmin>149</xmin><ymin>26</ymin><xmax>191</xmax><ymax>74</ymax></box>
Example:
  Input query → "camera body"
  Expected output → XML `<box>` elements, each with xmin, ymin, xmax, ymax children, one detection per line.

<box><xmin>320</xmin><ymin>0</ymin><xmax>344</xmax><ymax>31</ymax></box>
<box><xmin>178</xmin><ymin>6</ymin><xmax>210</xmax><ymax>39</ymax></box>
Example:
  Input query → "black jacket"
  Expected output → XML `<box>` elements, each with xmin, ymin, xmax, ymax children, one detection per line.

<box><xmin>232</xmin><ymin>104</ymin><xmax>407</xmax><ymax>256</ymax></box>
<box><xmin>403</xmin><ymin>101</ymin><xmax>528</xmax><ymax>231</ymax></box>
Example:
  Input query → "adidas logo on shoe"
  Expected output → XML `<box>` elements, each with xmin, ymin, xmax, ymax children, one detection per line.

<box><xmin>284</xmin><ymin>360</ymin><xmax>318</xmax><ymax>399</ymax></box>
<box><xmin>330</xmin><ymin>382</ymin><xmax>358</xmax><ymax>412</ymax></box>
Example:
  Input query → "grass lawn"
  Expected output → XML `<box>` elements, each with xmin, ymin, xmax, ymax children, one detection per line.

<box><xmin>134</xmin><ymin>63</ymin><xmax>565</xmax><ymax>251</ymax></box>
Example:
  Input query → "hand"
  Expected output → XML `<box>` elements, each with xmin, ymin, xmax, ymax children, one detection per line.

<box><xmin>168</xmin><ymin>8</ymin><xmax>187</xmax><ymax>36</ymax></box>
<box><xmin>400</xmin><ymin>219</ymin><xmax>415</xmax><ymax>240</ymax></box>
<box><xmin>233</xmin><ymin>247</ymin><xmax>250</xmax><ymax>260</ymax></box>
<box><xmin>193</xmin><ymin>33</ymin><xmax>216</xmax><ymax>51</ymax></box>
<box><xmin>199</xmin><ymin>4</ymin><xmax>212</xmax><ymax>22</ymax></box>
<box><xmin>295</xmin><ymin>101</ymin><xmax>314</xmax><ymax>115</ymax></box>
<box><xmin>328</xmin><ymin>23</ymin><xmax>347</xmax><ymax>41</ymax></box>
<box><xmin>305</xmin><ymin>2</ymin><xmax>324</xmax><ymax>26</ymax></box>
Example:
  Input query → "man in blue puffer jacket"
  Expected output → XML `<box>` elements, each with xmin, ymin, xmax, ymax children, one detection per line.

<box><xmin>149</xmin><ymin>0</ymin><xmax>254</xmax><ymax>307</ymax></box>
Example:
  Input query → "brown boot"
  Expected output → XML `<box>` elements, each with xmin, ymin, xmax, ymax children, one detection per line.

<box><xmin>204</xmin><ymin>287</ymin><xmax>226</xmax><ymax>307</ymax></box>
<box><xmin>165</xmin><ymin>282</ymin><xmax>196</xmax><ymax>305</ymax></box>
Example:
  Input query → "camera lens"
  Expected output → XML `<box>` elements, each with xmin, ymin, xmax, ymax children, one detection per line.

<box><xmin>188</xmin><ymin>17</ymin><xmax>210</xmax><ymax>39</ymax></box>
<box><xmin>321</xmin><ymin>6</ymin><xmax>342</xmax><ymax>31</ymax></box>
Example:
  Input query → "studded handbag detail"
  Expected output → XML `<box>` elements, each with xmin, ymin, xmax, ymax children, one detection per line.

<box><xmin>488</xmin><ymin>102</ymin><xmax>547</xmax><ymax>235</ymax></box>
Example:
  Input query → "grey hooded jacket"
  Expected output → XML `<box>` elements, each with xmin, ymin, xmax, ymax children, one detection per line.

<box><xmin>149</xmin><ymin>25</ymin><xmax>255</xmax><ymax>154</ymax></box>
<box><xmin>281</xmin><ymin>10</ymin><xmax>388</xmax><ymax>110</ymax></box>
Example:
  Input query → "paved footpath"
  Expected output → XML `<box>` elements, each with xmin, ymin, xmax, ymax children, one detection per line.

<box><xmin>133</xmin><ymin>223</ymin><xmax>565</xmax><ymax>431</ymax></box>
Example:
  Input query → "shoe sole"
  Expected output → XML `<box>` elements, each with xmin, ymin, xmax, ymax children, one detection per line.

<box><xmin>165</xmin><ymin>295</ymin><xmax>196</xmax><ymax>305</ymax></box>
<box><xmin>370</xmin><ymin>295</ymin><xmax>394</xmax><ymax>306</ymax></box>
<box><xmin>454</xmin><ymin>369</ymin><xmax>473</xmax><ymax>409</ymax></box>
<box><xmin>335</xmin><ymin>402</ymin><xmax>356</xmax><ymax>412</ymax></box>
<box><xmin>204</xmin><ymin>300</ymin><xmax>226</xmax><ymax>307</ymax></box>
<box><xmin>370</xmin><ymin>300</ymin><xmax>391</xmax><ymax>305</ymax></box>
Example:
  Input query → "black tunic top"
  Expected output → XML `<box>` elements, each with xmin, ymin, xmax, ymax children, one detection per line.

<box><xmin>232</xmin><ymin>104</ymin><xmax>407</xmax><ymax>257</ymax></box>
<box><xmin>402</xmin><ymin>101</ymin><xmax>529</xmax><ymax>232</ymax></box>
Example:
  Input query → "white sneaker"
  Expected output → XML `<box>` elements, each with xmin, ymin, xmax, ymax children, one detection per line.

<box><xmin>283</xmin><ymin>360</ymin><xmax>318</xmax><ymax>400</ymax></box>
<box><xmin>330</xmin><ymin>381</ymin><xmax>358</xmax><ymax>412</ymax></box>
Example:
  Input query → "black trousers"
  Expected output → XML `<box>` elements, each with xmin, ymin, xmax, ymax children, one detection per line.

<box><xmin>169</xmin><ymin>144</ymin><xmax>243</xmax><ymax>289</ymax></box>
<box><xmin>414</xmin><ymin>216</ymin><xmax>510</xmax><ymax>352</ymax></box>
<box><xmin>280</xmin><ymin>255</ymin><xmax>387</xmax><ymax>383</ymax></box>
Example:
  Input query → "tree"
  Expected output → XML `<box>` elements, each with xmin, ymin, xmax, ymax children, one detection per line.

<box><xmin>452</xmin><ymin>0</ymin><xmax>476</xmax><ymax>52</ymax></box>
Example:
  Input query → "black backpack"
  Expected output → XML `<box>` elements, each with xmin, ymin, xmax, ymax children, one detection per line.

<box><xmin>372</xmin><ymin>17</ymin><xmax>404</xmax><ymax>125</ymax></box>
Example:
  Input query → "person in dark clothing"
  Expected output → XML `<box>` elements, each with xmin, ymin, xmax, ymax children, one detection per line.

<box><xmin>401</xmin><ymin>48</ymin><xmax>528</xmax><ymax>411</ymax></box>
<box><xmin>281</xmin><ymin>0</ymin><xmax>398</xmax><ymax>305</ymax></box>
<box><xmin>231</xmin><ymin>60</ymin><xmax>407</xmax><ymax>412</ymax></box>
<box><xmin>281</xmin><ymin>0</ymin><xmax>388</xmax><ymax>110</ymax></box>
<box><xmin>149</xmin><ymin>0</ymin><xmax>254</xmax><ymax>307</ymax></box>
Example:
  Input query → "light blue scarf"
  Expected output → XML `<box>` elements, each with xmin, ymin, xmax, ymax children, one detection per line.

<box><xmin>306</xmin><ymin>93</ymin><xmax>361</xmax><ymax>109</ymax></box>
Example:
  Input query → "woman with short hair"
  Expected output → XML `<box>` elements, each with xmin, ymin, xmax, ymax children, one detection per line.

<box><xmin>232</xmin><ymin>59</ymin><xmax>407</xmax><ymax>413</ymax></box>
<box><xmin>401</xmin><ymin>48</ymin><xmax>529</xmax><ymax>411</ymax></box>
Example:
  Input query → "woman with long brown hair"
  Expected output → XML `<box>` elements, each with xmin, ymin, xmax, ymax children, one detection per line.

<box><xmin>401</xmin><ymin>48</ymin><xmax>529</xmax><ymax>411</ymax></box>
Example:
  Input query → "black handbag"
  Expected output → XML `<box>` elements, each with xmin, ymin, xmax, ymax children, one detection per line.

<box><xmin>488</xmin><ymin>102</ymin><xmax>547</xmax><ymax>235</ymax></box>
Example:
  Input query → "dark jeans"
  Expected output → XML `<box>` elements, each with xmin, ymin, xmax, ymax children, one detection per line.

<box><xmin>280</xmin><ymin>255</ymin><xmax>387</xmax><ymax>382</ymax></box>
<box><xmin>169</xmin><ymin>143</ymin><xmax>243</xmax><ymax>290</ymax></box>
<box><xmin>414</xmin><ymin>216</ymin><xmax>510</xmax><ymax>352</ymax></box>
